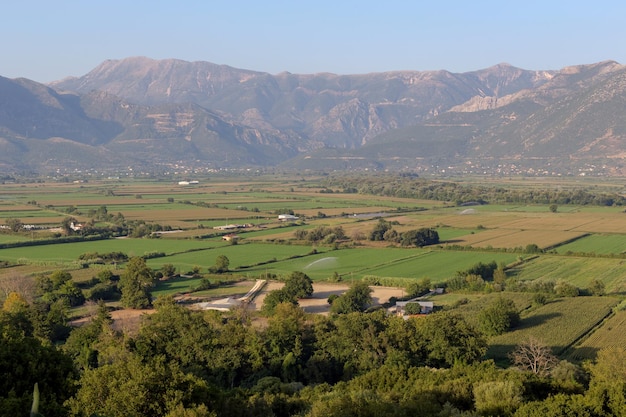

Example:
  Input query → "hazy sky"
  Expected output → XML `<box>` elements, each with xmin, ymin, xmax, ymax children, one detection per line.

<box><xmin>2</xmin><ymin>1</ymin><xmax>624</xmax><ymax>82</ymax></box>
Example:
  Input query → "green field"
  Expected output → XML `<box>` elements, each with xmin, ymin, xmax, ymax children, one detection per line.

<box><xmin>508</xmin><ymin>255</ymin><xmax>626</xmax><ymax>293</ymax></box>
<box><xmin>231</xmin><ymin>247</ymin><xmax>517</xmax><ymax>283</ymax></box>
<box><xmin>0</xmin><ymin>238</ymin><xmax>226</xmax><ymax>264</ymax></box>
<box><xmin>0</xmin><ymin>233</ymin><xmax>32</xmax><ymax>244</ymax></box>
<box><xmin>556</xmin><ymin>233</ymin><xmax>626</xmax><ymax>254</ymax></box>
<box><xmin>360</xmin><ymin>250</ymin><xmax>517</xmax><ymax>282</ymax></box>
<box><xmin>0</xmin><ymin>209</ymin><xmax>62</xmax><ymax>219</ymax></box>
<box><xmin>145</xmin><ymin>242</ymin><xmax>325</xmax><ymax>274</ymax></box>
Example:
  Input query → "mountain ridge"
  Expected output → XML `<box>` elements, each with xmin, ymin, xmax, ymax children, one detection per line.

<box><xmin>0</xmin><ymin>57</ymin><xmax>625</xmax><ymax>175</ymax></box>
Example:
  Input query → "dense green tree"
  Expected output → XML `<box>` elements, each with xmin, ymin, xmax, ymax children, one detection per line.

<box><xmin>132</xmin><ymin>297</ymin><xmax>216</xmax><ymax>376</ymax></box>
<box><xmin>0</xmin><ymin>310</ymin><xmax>77</xmax><ymax>417</ymax></box>
<box><xmin>404</xmin><ymin>302</ymin><xmax>422</xmax><ymax>315</ymax></box>
<box><xmin>119</xmin><ymin>256</ymin><xmax>154</xmax><ymax>309</ymax></box>
<box><xmin>307</xmin><ymin>310</ymin><xmax>405</xmax><ymax>382</ymax></box>
<box><xmin>283</xmin><ymin>271</ymin><xmax>314</xmax><ymax>299</ymax></box>
<box><xmin>405</xmin><ymin>278</ymin><xmax>431</xmax><ymax>298</ymax></box>
<box><xmin>587</xmin><ymin>279</ymin><xmax>606</xmax><ymax>296</ymax></box>
<box><xmin>513</xmin><ymin>394</ymin><xmax>597</xmax><ymax>417</ymax></box>
<box><xmin>67</xmin><ymin>353</ymin><xmax>212</xmax><ymax>417</ymax></box>
<box><xmin>96</xmin><ymin>268</ymin><xmax>115</xmax><ymax>283</ymax></box>
<box><xmin>382</xmin><ymin>228</ymin><xmax>400</xmax><ymax>243</ymax></box>
<box><xmin>86</xmin><ymin>281</ymin><xmax>119</xmax><ymax>302</ymax></box>
<box><xmin>493</xmin><ymin>267</ymin><xmax>507</xmax><ymax>285</ymax></box>
<box><xmin>165</xmin><ymin>404</ymin><xmax>215</xmax><ymax>417</ymax></box>
<box><xmin>479</xmin><ymin>297</ymin><xmax>520</xmax><ymax>336</ymax></box>
<box><xmin>208</xmin><ymin>311</ymin><xmax>266</xmax><ymax>388</ymax></box>
<box><xmin>132</xmin><ymin>298</ymin><xmax>265</xmax><ymax>390</ymax></box>
<box><xmin>409</xmin><ymin>311</ymin><xmax>487</xmax><ymax>367</ymax></box>
<box><xmin>161</xmin><ymin>263</ymin><xmax>177</xmax><ymax>278</ymax></box>
<box><xmin>400</xmin><ymin>228</ymin><xmax>440</xmax><ymax>247</ymax></box>
<box><xmin>264</xmin><ymin>303</ymin><xmax>311</xmax><ymax>380</ymax></box>
<box><xmin>213</xmin><ymin>255</ymin><xmax>230</xmax><ymax>273</ymax></box>
<box><xmin>62</xmin><ymin>301</ymin><xmax>113</xmax><ymax>370</ymax></box>
<box><xmin>322</xmin><ymin>174</ymin><xmax>626</xmax><ymax>207</ymax></box>
<box><xmin>330</xmin><ymin>281</ymin><xmax>372</xmax><ymax>314</ymax></box>
<box><xmin>261</xmin><ymin>290</ymin><xmax>297</xmax><ymax>315</ymax></box>
<box><xmin>554</xmin><ymin>280</ymin><xmax>579</xmax><ymax>297</ymax></box>
<box><xmin>61</xmin><ymin>216</ymin><xmax>78</xmax><ymax>235</ymax></box>
<box><xmin>525</xmin><ymin>243</ymin><xmax>542</xmax><ymax>254</ymax></box>
<box><xmin>36</xmin><ymin>271</ymin><xmax>71</xmax><ymax>301</ymax></box>
<box><xmin>369</xmin><ymin>219</ymin><xmax>392</xmax><ymax>241</ymax></box>
<box><xmin>57</xmin><ymin>280</ymin><xmax>85</xmax><ymax>307</ymax></box>
<box><xmin>474</xmin><ymin>379</ymin><xmax>523</xmax><ymax>416</ymax></box>
<box><xmin>50</xmin><ymin>270</ymin><xmax>72</xmax><ymax>286</ymax></box>
<box><xmin>585</xmin><ymin>347</ymin><xmax>626</xmax><ymax>416</ymax></box>
<box><xmin>29</xmin><ymin>298</ymin><xmax>71</xmax><ymax>343</ymax></box>
<box><xmin>461</xmin><ymin>261</ymin><xmax>499</xmax><ymax>281</ymax></box>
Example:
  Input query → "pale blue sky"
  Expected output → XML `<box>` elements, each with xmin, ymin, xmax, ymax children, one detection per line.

<box><xmin>1</xmin><ymin>1</ymin><xmax>624</xmax><ymax>82</ymax></box>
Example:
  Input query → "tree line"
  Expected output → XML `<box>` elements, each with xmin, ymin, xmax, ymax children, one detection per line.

<box><xmin>322</xmin><ymin>174</ymin><xmax>626</xmax><ymax>206</ymax></box>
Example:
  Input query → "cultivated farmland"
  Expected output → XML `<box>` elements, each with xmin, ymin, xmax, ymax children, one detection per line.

<box><xmin>487</xmin><ymin>296</ymin><xmax>619</xmax><ymax>363</ymax></box>
<box><xmin>2</xmin><ymin>174</ymin><xmax>626</xmax><ymax>366</ymax></box>
<box><xmin>570</xmin><ymin>309</ymin><xmax>626</xmax><ymax>361</ymax></box>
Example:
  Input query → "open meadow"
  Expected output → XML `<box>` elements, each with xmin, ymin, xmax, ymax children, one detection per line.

<box><xmin>2</xmin><ymin>174</ymin><xmax>626</xmax><ymax>364</ymax></box>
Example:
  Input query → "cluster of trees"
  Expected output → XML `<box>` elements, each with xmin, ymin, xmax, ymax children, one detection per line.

<box><xmin>327</xmin><ymin>281</ymin><xmax>373</xmax><ymax>314</ymax></box>
<box><xmin>262</xmin><ymin>271</ymin><xmax>314</xmax><ymax>314</ymax></box>
<box><xmin>369</xmin><ymin>219</ymin><xmax>439</xmax><ymax>247</ymax></box>
<box><xmin>293</xmin><ymin>226</ymin><xmax>346</xmax><ymax>243</ymax></box>
<box><xmin>78</xmin><ymin>251</ymin><xmax>128</xmax><ymax>264</ymax></box>
<box><xmin>83</xmin><ymin>269</ymin><xmax>120</xmax><ymax>302</ymax></box>
<box><xmin>445</xmin><ymin>261</ymin><xmax>504</xmax><ymax>292</ymax></box>
<box><xmin>58</xmin><ymin>205</ymin><xmax>172</xmax><ymax>239</ymax></box>
<box><xmin>479</xmin><ymin>297</ymin><xmax>521</xmax><ymax>336</ymax></box>
<box><xmin>5</xmin><ymin>261</ymin><xmax>626</xmax><ymax>417</ymax></box>
<box><xmin>119</xmin><ymin>257</ymin><xmax>156</xmax><ymax>309</ymax></box>
<box><xmin>1</xmin><ymin>292</ymin><xmax>496</xmax><ymax>416</ymax></box>
<box><xmin>4</xmin><ymin>217</ymin><xmax>24</xmax><ymax>232</ymax></box>
<box><xmin>323</xmin><ymin>174</ymin><xmax>626</xmax><ymax>206</ymax></box>
<box><xmin>6</xmin><ymin>288</ymin><xmax>626</xmax><ymax>417</ymax></box>
<box><xmin>444</xmin><ymin>260</ymin><xmax>608</xmax><ymax>299</ymax></box>
<box><xmin>36</xmin><ymin>271</ymin><xmax>85</xmax><ymax>308</ymax></box>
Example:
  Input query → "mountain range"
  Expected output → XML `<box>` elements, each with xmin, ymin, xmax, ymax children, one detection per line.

<box><xmin>1</xmin><ymin>56</ymin><xmax>626</xmax><ymax>175</ymax></box>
